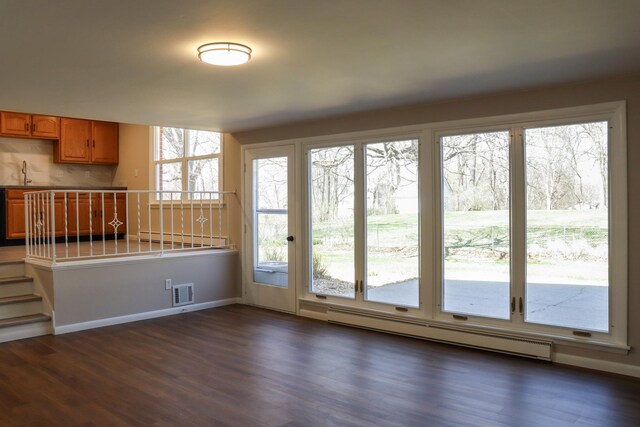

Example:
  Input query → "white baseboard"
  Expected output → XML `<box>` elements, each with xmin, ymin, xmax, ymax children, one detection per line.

<box><xmin>553</xmin><ymin>353</ymin><xmax>640</xmax><ymax>378</ymax></box>
<box><xmin>54</xmin><ymin>297</ymin><xmax>241</xmax><ymax>335</ymax></box>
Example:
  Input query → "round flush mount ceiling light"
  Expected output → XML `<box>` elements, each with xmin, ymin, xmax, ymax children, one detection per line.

<box><xmin>197</xmin><ymin>42</ymin><xmax>252</xmax><ymax>66</ymax></box>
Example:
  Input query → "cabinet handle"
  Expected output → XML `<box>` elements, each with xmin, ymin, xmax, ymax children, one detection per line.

<box><xmin>86</xmin><ymin>139</ymin><xmax>90</xmax><ymax>147</ymax></box>
<box><xmin>93</xmin><ymin>140</ymin><xmax>95</xmax><ymax>148</ymax></box>
<box><xmin>31</xmin><ymin>123</ymin><xmax>36</xmax><ymax>132</ymax></box>
<box><xmin>24</xmin><ymin>123</ymin><xmax>28</xmax><ymax>131</ymax></box>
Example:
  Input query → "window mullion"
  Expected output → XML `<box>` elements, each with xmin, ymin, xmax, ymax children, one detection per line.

<box><xmin>354</xmin><ymin>143</ymin><xmax>365</xmax><ymax>304</ymax></box>
<box><xmin>510</xmin><ymin>126</ymin><xmax>526</xmax><ymax>326</ymax></box>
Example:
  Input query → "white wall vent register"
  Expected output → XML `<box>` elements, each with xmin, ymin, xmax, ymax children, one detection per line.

<box><xmin>173</xmin><ymin>283</ymin><xmax>194</xmax><ymax>306</ymax></box>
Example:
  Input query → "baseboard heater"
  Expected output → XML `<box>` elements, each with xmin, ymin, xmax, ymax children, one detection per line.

<box><xmin>327</xmin><ymin>307</ymin><xmax>552</xmax><ymax>360</ymax></box>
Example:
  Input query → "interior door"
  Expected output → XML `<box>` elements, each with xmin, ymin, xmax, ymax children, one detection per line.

<box><xmin>244</xmin><ymin>145</ymin><xmax>296</xmax><ymax>312</ymax></box>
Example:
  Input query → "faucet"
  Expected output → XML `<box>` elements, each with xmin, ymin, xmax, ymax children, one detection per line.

<box><xmin>21</xmin><ymin>160</ymin><xmax>32</xmax><ymax>186</ymax></box>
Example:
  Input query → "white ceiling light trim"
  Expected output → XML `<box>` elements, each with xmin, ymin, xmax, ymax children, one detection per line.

<box><xmin>197</xmin><ymin>42</ymin><xmax>252</xmax><ymax>66</ymax></box>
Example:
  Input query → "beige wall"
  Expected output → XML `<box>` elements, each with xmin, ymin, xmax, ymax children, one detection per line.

<box><xmin>112</xmin><ymin>124</ymin><xmax>151</xmax><ymax>191</ymax></box>
<box><xmin>232</xmin><ymin>74</ymin><xmax>640</xmax><ymax>370</ymax></box>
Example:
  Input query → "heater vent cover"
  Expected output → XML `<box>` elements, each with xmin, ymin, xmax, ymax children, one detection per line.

<box><xmin>173</xmin><ymin>283</ymin><xmax>194</xmax><ymax>306</ymax></box>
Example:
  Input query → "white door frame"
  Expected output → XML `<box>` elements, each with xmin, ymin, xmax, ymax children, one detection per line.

<box><xmin>242</xmin><ymin>144</ymin><xmax>297</xmax><ymax>313</ymax></box>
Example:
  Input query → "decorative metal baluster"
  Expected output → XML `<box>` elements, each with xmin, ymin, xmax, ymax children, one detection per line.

<box><xmin>64</xmin><ymin>192</ymin><xmax>68</xmax><ymax>259</ymax></box>
<box><xmin>44</xmin><ymin>192</ymin><xmax>50</xmax><ymax>260</ymax></box>
<box><xmin>181</xmin><ymin>193</ymin><xmax>184</xmax><ymax>249</ymax></box>
<box><xmin>34</xmin><ymin>194</ymin><xmax>40</xmax><ymax>258</ymax></box>
<box><xmin>199</xmin><ymin>196</ymin><xmax>205</xmax><ymax>248</ymax></box>
<box><xmin>148</xmin><ymin>192</ymin><xmax>152</xmax><ymax>252</ymax></box>
<box><xmin>101</xmin><ymin>193</ymin><xmax>106</xmax><ymax>255</ymax></box>
<box><xmin>224</xmin><ymin>192</ymin><xmax>235</xmax><ymax>247</ymax></box>
<box><xmin>125</xmin><ymin>193</ymin><xmax>130</xmax><ymax>255</ymax></box>
<box><xmin>190</xmin><ymin>193</ymin><xmax>194</xmax><ymax>248</ymax></box>
<box><xmin>137</xmin><ymin>192</ymin><xmax>141</xmax><ymax>253</ymax></box>
<box><xmin>89</xmin><ymin>191</ymin><xmax>93</xmax><ymax>257</ymax></box>
<box><xmin>50</xmin><ymin>191</ymin><xmax>56</xmax><ymax>264</ymax></box>
<box><xmin>170</xmin><ymin>191</ymin><xmax>174</xmax><ymax>250</ymax></box>
<box><xmin>24</xmin><ymin>194</ymin><xmax>30</xmax><ymax>259</ymax></box>
<box><xmin>159</xmin><ymin>190</ymin><xmax>164</xmax><ymax>254</ymax></box>
<box><xmin>108</xmin><ymin>192</ymin><xmax>123</xmax><ymax>254</ymax></box>
<box><xmin>218</xmin><ymin>192</ymin><xmax>223</xmax><ymax>248</ymax></box>
<box><xmin>75</xmin><ymin>192</ymin><xmax>80</xmax><ymax>257</ymax></box>
<box><xmin>209</xmin><ymin>192</ymin><xmax>213</xmax><ymax>247</ymax></box>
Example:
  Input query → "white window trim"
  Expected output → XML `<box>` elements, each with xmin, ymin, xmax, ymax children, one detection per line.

<box><xmin>149</xmin><ymin>126</ymin><xmax>223</xmax><ymax>204</ymax></box>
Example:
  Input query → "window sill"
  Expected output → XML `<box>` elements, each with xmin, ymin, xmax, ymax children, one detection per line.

<box><xmin>298</xmin><ymin>297</ymin><xmax>630</xmax><ymax>355</ymax></box>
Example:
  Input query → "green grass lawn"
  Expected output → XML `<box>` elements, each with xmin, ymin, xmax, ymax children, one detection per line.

<box><xmin>311</xmin><ymin>209</ymin><xmax>608</xmax><ymax>285</ymax></box>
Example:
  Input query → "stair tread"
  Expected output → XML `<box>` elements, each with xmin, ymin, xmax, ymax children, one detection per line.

<box><xmin>0</xmin><ymin>313</ymin><xmax>51</xmax><ymax>328</ymax></box>
<box><xmin>0</xmin><ymin>294</ymin><xmax>42</xmax><ymax>305</ymax></box>
<box><xmin>0</xmin><ymin>276</ymin><xmax>33</xmax><ymax>285</ymax></box>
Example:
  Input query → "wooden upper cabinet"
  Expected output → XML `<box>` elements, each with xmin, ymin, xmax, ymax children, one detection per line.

<box><xmin>56</xmin><ymin>118</ymin><xmax>118</xmax><ymax>165</ymax></box>
<box><xmin>57</xmin><ymin>118</ymin><xmax>91</xmax><ymax>163</ymax></box>
<box><xmin>0</xmin><ymin>112</ymin><xmax>31</xmax><ymax>136</ymax></box>
<box><xmin>91</xmin><ymin>121</ymin><xmax>119</xmax><ymax>164</ymax></box>
<box><xmin>0</xmin><ymin>112</ymin><xmax>60</xmax><ymax>138</ymax></box>
<box><xmin>0</xmin><ymin>110</ymin><xmax>118</xmax><ymax>164</ymax></box>
<box><xmin>31</xmin><ymin>115</ymin><xmax>60</xmax><ymax>138</ymax></box>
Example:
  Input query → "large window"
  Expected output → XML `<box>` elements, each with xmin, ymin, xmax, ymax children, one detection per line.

<box><xmin>436</xmin><ymin>107</ymin><xmax>625</xmax><ymax>343</ymax></box>
<box><xmin>301</xmin><ymin>102</ymin><xmax>626</xmax><ymax>347</ymax></box>
<box><xmin>308</xmin><ymin>140</ymin><xmax>420</xmax><ymax>309</ymax></box>
<box><xmin>153</xmin><ymin>127</ymin><xmax>222</xmax><ymax>200</ymax></box>
<box><xmin>524</xmin><ymin>122</ymin><xmax>609</xmax><ymax>331</ymax></box>
<box><xmin>441</xmin><ymin>131</ymin><xmax>510</xmax><ymax>319</ymax></box>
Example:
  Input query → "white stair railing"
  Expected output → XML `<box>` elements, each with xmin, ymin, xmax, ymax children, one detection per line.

<box><xmin>24</xmin><ymin>190</ymin><xmax>234</xmax><ymax>263</ymax></box>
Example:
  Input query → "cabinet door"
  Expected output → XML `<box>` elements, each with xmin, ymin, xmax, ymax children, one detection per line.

<box><xmin>0</xmin><ymin>112</ymin><xmax>31</xmax><ymax>137</ymax></box>
<box><xmin>6</xmin><ymin>198</ymin><xmax>64</xmax><ymax>238</ymax></box>
<box><xmin>94</xmin><ymin>193</ymin><xmax>127</xmax><ymax>235</ymax></box>
<box><xmin>66</xmin><ymin>193</ymin><xmax>94</xmax><ymax>236</ymax></box>
<box><xmin>91</xmin><ymin>121</ymin><xmax>118</xmax><ymax>164</ymax></box>
<box><xmin>32</xmin><ymin>115</ymin><xmax>60</xmax><ymax>139</ymax></box>
<box><xmin>6</xmin><ymin>199</ymin><xmax>26</xmax><ymax>239</ymax></box>
<box><xmin>58</xmin><ymin>118</ymin><xmax>91</xmax><ymax>163</ymax></box>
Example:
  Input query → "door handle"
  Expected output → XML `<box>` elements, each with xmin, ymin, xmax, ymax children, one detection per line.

<box><xmin>286</xmin><ymin>235</ymin><xmax>294</xmax><ymax>242</ymax></box>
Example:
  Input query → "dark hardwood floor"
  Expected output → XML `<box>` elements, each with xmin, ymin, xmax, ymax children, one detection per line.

<box><xmin>0</xmin><ymin>305</ymin><xmax>639</xmax><ymax>426</ymax></box>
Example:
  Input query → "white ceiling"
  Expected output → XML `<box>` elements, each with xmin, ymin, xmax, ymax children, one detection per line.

<box><xmin>1</xmin><ymin>0</ymin><xmax>639</xmax><ymax>133</ymax></box>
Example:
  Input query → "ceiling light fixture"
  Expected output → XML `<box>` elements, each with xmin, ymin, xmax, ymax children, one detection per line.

<box><xmin>197</xmin><ymin>42</ymin><xmax>252</xmax><ymax>66</ymax></box>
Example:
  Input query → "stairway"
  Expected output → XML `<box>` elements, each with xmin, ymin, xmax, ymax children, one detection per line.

<box><xmin>0</xmin><ymin>259</ymin><xmax>52</xmax><ymax>343</ymax></box>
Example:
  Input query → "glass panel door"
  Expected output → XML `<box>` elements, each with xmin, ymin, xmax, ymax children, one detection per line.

<box><xmin>524</xmin><ymin>122</ymin><xmax>609</xmax><ymax>331</ymax></box>
<box><xmin>441</xmin><ymin>131</ymin><xmax>511</xmax><ymax>319</ymax></box>
<box><xmin>364</xmin><ymin>140</ymin><xmax>420</xmax><ymax>307</ymax></box>
<box><xmin>245</xmin><ymin>146</ymin><xmax>296</xmax><ymax>313</ymax></box>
